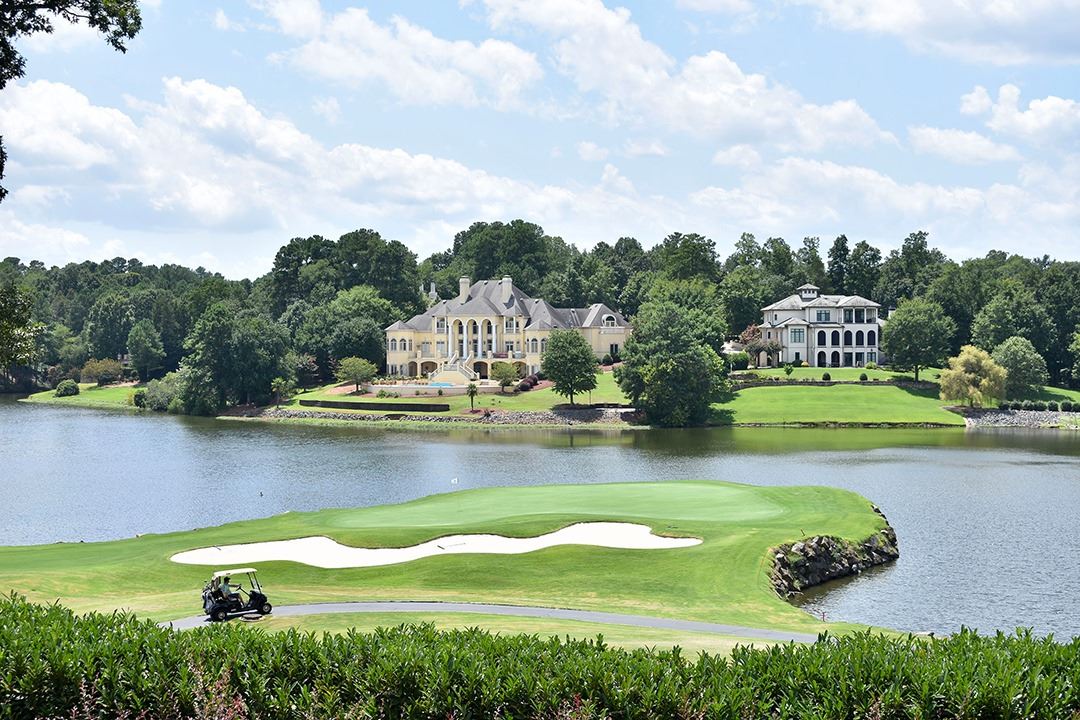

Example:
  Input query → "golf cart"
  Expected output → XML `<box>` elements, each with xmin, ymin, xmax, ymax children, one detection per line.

<box><xmin>202</xmin><ymin>568</ymin><xmax>272</xmax><ymax>622</ymax></box>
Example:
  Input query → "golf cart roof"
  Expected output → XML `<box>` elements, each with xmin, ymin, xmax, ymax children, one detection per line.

<box><xmin>212</xmin><ymin>568</ymin><xmax>257</xmax><ymax>578</ymax></box>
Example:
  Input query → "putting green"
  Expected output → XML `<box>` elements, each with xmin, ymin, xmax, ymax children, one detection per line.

<box><xmin>0</xmin><ymin>481</ymin><xmax>888</xmax><ymax>634</ymax></box>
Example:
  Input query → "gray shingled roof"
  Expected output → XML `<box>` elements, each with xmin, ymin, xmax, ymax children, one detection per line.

<box><xmin>762</xmin><ymin>293</ymin><xmax>880</xmax><ymax>312</ymax></box>
<box><xmin>385</xmin><ymin>278</ymin><xmax>629</xmax><ymax>332</ymax></box>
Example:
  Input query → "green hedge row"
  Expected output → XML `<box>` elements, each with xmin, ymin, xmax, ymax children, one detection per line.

<box><xmin>2</xmin><ymin>596</ymin><xmax>1079</xmax><ymax>719</ymax></box>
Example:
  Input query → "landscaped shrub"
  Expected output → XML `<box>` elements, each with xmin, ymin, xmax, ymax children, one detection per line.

<box><xmin>998</xmin><ymin>401</ymin><xmax>1011</xmax><ymax>411</ymax></box>
<box><xmin>80</xmin><ymin>358</ymin><xmax>123</xmax><ymax>385</ymax></box>
<box><xmin>601</xmin><ymin>353</ymin><xmax>613</xmax><ymax>365</ymax></box>
<box><xmin>129</xmin><ymin>388</ymin><xmax>147</xmax><ymax>408</ymax></box>
<box><xmin>783</xmin><ymin>363</ymin><xmax>794</xmax><ymax>376</ymax></box>
<box><xmin>1022</xmin><ymin>400</ymin><xmax>1036</xmax><ymax>411</ymax></box>
<box><xmin>1032</xmin><ymin>401</ymin><xmax>1048</xmax><ymax>411</ymax></box>
<box><xmin>436</xmin><ymin>389</ymin><xmax>443</xmax><ymax>396</ymax></box>
<box><xmin>865</xmin><ymin>361</ymin><xmax>878</xmax><ymax>370</ymax></box>
<box><xmin>54</xmin><ymin>379</ymin><xmax>79</xmax><ymax>397</ymax></box>
<box><xmin>859</xmin><ymin>373</ymin><xmax>869</xmax><ymax>381</ymax></box>
<box><xmin>145</xmin><ymin>372</ymin><xmax>182</xmax><ymax>412</ymax></box>
<box><xmin>1046</xmin><ymin>400</ymin><xmax>1059</xmax><ymax>411</ymax></box>
<box><xmin>1062</xmin><ymin>400</ymin><xmax>1075</xmax><ymax>412</ymax></box>
<box><xmin>822</xmin><ymin>372</ymin><xmax>831</xmax><ymax>381</ymax></box>
<box><xmin>4</xmin><ymin>596</ymin><xmax>1080</xmax><ymax>720</ymax></box>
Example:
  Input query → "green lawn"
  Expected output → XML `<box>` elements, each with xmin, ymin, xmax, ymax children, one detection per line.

<box><xmin>23</xmin><ymin>383</ymin><xmax>142</xmax><ymax>410</ymax></box>
<box><xmin>0</xmin><ymin>481</ymin><xmax>888</xmax><ymax>637</ymax></box>
<box><xmin>259</xmin><ymin>611</ymin><xmax>773</xmax><ymax>655</ymax></box>
<box><xmin>746</xmin><ymin>367</ymin><xmax>943</xmax><ymax>382</ymax></box>
<box><xmin>292</xmin><ymin>370</ymin><xmax>629</xmax><ymax>414</ymax></box>
<box><xmin>715</xmin><ymin>384</ymin><xmax>966</xmax><ymax>426</ymax></box>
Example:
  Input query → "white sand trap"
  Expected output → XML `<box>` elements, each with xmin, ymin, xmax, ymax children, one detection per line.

<box><xmin>170</xmin><ymin>522</ymin><xmax>701</xmax><ymax>569</ymax></box>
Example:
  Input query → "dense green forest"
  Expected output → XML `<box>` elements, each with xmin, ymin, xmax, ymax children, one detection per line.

<box><xmin>4</xmin><ymin>221</ymin><xmax>1080</xmax><ymax>410</ymax></box>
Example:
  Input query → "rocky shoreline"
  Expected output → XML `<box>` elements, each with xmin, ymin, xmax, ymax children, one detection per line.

<box><xmin>252</xmin><ymin>406</ymin><xmax>642</xmax><ymax>426</ymax></box>
<box><xmin>770</xmin><ymin>506</ymin><xmax>900</xmax><ymax>598</ymax></box>
<box><xmin>964</xmin><ymin>409</ymin><xmax>1080</xmax><ymax>429</ymax></box>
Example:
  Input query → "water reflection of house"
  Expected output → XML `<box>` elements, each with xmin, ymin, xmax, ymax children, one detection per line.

<box><xmin>385</xmin><ymin>276</ymin><xmax>630</xmax><ymax>382</ymax></box>
<box><xmin>757</xmin><ymin>284</ymin><xmax>884</xmax><ymax>368</ymax></box>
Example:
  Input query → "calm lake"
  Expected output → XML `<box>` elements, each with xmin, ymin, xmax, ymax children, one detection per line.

<box><xmin>3</xmin><ymin>394</ymin><xmax>1079</xmax><ymax>638</ymax></box>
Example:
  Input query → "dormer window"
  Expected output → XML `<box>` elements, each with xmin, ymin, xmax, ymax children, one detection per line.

<box><xmin>602</xmin><ymin>315</ymin><xmax>617</xmax><ymax>327</ymax></box>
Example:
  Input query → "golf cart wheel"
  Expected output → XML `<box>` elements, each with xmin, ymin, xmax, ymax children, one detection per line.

<box><xmin>212</xmin><ymin>607</ymin><xmax>228</xmax><ymax>622</ymax></box>
<box><xmin>258</xmin><ymin>602</ymin><xmax>272</xmax><ymax>615</ymax></box>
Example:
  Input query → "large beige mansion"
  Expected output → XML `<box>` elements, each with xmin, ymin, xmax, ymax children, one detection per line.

<box><xmin>757</xmin><ymin>284</ymin><xmax>883</xmax><ymax>368</ymax></box>
<box><xmin>385</xmin><ymin>276</ymin><xmax>630</xmax><ymax>381</ymax></box>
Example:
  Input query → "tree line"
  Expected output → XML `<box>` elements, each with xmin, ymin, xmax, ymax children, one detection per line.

<box><xmin>3</xmin><ymin>221</ymin><xmax>1080</xmax><ymax>418</ymax></box>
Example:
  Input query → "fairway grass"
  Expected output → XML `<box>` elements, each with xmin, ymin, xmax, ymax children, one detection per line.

<box><xmin>0</xmin><ymin>481</ymin><xmax>887</xmax><ymax>636</ymax></box>
<box><xmin>257</xmin><ymin>611</ymin><xmax>774</xmax><ymax>655</ymax></box>
<box><xmin>716</xmin><ymin>384</ymin><xmax>966</xmax><ymax>426</ymax></box>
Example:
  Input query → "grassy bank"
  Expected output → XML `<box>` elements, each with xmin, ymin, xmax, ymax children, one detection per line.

<box><xmin>715</xmin><ymin>384</ymin><xmax>967</xmax><ymax>426</ymax></box>
<box><xmin>0</xmin><ymin>481</ymin><xmax>887</xmax><ymax>636</ymax></box>
<box><xmin>23</xmin><ymin>383</ymin><xmax>142</xmax><ymax>410</ymax></box>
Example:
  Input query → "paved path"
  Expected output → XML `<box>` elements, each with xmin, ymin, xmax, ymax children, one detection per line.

<box><xmin>161</xmin><ymin>601</ymin><xmax>820</xmax><ymax>643</ymax></box>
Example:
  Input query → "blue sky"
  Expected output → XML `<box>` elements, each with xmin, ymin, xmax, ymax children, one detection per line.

<box><xmin>2</xmin><ymin>0</ymin><xmax>1079</xmax><ymax>278</ymax></box>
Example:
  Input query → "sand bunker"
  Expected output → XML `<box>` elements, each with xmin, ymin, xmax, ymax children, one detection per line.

<box><xmin>170</xmin><ymin>522</ymin><xmax>700</xmax><ymax>569</ymax></box>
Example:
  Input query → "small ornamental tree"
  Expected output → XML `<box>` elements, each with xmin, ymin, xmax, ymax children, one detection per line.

<box><xmin>738</xmin><ymin>324</ymin><xmax>761</xmax><ymax>347</ymax></box>
<box><xmin>491</xmin><ymin>362</ymin><xmax>518</xmax><ymax>393</ymax></box>
<box><xmin>881</xmin><ymin>298</ymin><xmax>955</xmax><ymax>381</ymax></box>
<box><xmin>336</xmin><ymin>356</ymin><xmax>377</xmax><ymax>393</ymax></box>
<box><xmin>992</xmin><ymin>336</ymin><xmax>1048</xmax><ymax>399</ymax></box>
<box><xmin>939</xmin><ymin>345</ymin><xmax>1007</xmax><ymax>408</ymax></box>
<box><xmin>541</xmin><ymin>329</ymin><xmax>598</xmax><ymax>405</ymax></box>
<box><xmin>466</xmin><ymin>382</ymin><xmax>478</xmax><ymax>409</ymax></box>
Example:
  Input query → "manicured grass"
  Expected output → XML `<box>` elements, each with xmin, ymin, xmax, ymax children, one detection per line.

<box><xmin>23</xmin><ymin>383</ymin><xmax>142</xmax><ymax>410</ymax></box>
<box><xmin>0</xmin><ymin>481</ymin><xmax>888</xmax><ymax>635</ymax></box>
<box><xmin>259</xmin><ymin>611</ymin><xmax>770</xmax><ymax>655</ymax></box>
<box><xmin>747</xmin><ymin>367</ymin><xmax>943</xmax><ymax>382</ymax></box>
<box><xmin>292</xmin><ymin>370</ymin><xmax>629</xmax><ymax>414</ymax></box>
<box><xmin>715</xmin><ymin>384</ymin><xmax>966</xmax><ymax>426</ymax></box>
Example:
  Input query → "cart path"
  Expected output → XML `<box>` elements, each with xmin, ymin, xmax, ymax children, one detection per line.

<box><xmin>160</xmin><ymin>601</ymin><xmax>820</xmax><ymax>643</ymax></box>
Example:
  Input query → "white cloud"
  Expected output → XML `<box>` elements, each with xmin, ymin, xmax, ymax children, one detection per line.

<box><xmin>249</xmin><ymin>0</ymin><xmax>323</xmax><ymax>37</ymax></box>
<box><xmin>472</xmin><ymin>0</ymin><xmax>890</xmax><ymax>150</ymax></box>
<box><xmin>677</xmin><ymin>0</ymin><xmax>754</xmax><ymax>13</ymax></box>
<box><xmin>600</xmin><ymin>163</ymin><xmax>635</xmax><ymax>194</ymax></box>
<box><xmin>260</xmin><ymin>6</ymin><xmax>542</xmax><ymax>110</ymax></box>
<box><xmin>791</xmin><ymin>0</ymin><xmax>1080</xmax><ymax>64</ymax></box>
<box><xmin>908</xmin><ymin>126</ymin><xmax>1021</xmax><ymax>164</ymax></box>
<box><xmin>959</xmin><ymin>85</ymin><xmax>1080</xmax><ymax>149</ymax></box>
<box><xmin>623</xmin><ymin>139</ymin><xmax>668</xmax><ymax>157</ymax></box>
<box><xmin>311</xmin><ymin>96</ymin><xmax>341</xmax><ymax>124</ymax></box>
<box><xmin>213</xmin><ymin>9</ymin><xmax>244</xmax><ymax>32</ymax></box>
<box><xmin>0</xmin><ymin>81</ymin><xmax>139</xmax><ymax>169</ymax></box>
<box><xmin>576</xmin><ymin>141</ymin><xmax>609</xmax><ymax>161</ymax></box>
<box><xmin>712</xmin><ymin>144</ymin><xmax>761</xmax><ymax>167</ymax></box>
<box><xmin>22</xmin><ymin>17</ymin><xmax>100</xmax><ymax>53</ymax></box>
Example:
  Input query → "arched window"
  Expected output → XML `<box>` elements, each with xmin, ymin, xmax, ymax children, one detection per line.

<box><xmin>856</xmin><ymin>331</ymin><xmax>864</xmax><ymax>347</ymax></box>
<box><xmin>817</xmin><ymin>351</ymin><xmax>826</xmax><ymax>367</ymax></box>
<box><xmin>831</xmin><ymin>330</ymin><xmax>840</xmax><ymax>346</ymax></box>
<box><xmin>603</xmin><ymin>314</ymin><xmax>617</xmax><ymax>327</ymax></box>
<box><xmin>529</xmin><ymin>338</ymin><xmax>538</xmax><ymax>353</ymax></box>
<box><xmin>843</xmin><ymin>330</ymin><xmax>853</xmax><ymax>345</ymax></box>
<box><xmin>541</xmin><ymin>339</ymin><xmax>548</xmax><ymax>352</ymax></box>
<box><xmin>868</xmin><ymin>330</ymin><xmax>877</xmax><ymax>346</ymax></box>
<box><xmin>389</xmin><ymin>339</ymin><xmax>398</xmax><ymax>351</ymax></box>
<box><xmin>817</xmin><ymin>330</ymin><xmax>826</xmax><ymax>345</ymax></box>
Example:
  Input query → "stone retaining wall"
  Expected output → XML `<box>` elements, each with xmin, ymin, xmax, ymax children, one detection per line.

<box><xmin>770</xmin><ymin>506</ymin><xmax>899</xmax><ymax>598</ymax></box>
<box><xmin>255</xmin><ymin>407</ymin><xmax>642</xmax><ymax>426</ymax></box>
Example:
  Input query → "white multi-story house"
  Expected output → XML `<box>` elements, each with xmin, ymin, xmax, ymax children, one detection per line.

<box><xmin>756</xmin><ymin>284</ymin><xmax>883</xmax><ymax>368</ymax></box>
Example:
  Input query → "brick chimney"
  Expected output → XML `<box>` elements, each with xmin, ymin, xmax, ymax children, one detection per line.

<box><xmin>500</xmin><ymin>276</ymin><xmax>513</xmax><ymax>305</ymax></box>
<box><xmin>458</xmin><ymin>277</ymin><xmax>471</xmax><ymax>302</ymax></box>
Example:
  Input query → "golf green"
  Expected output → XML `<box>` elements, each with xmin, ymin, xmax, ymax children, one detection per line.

<box><xmin>0</xmin><ymin>481</ymin><xmax>889</xmax><ymax>635</ymax></box>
